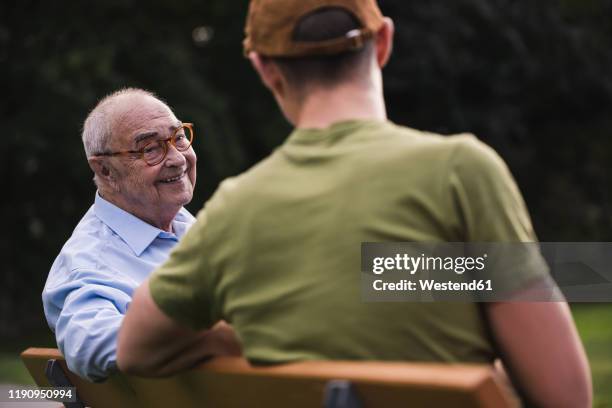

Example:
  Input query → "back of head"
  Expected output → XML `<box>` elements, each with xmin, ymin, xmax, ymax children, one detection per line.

<box><xmin>272</xmin><ymin>8</ymin><xmax>374</xmax><ymax>90</ymax></box>
<box><xmin>243</xmin><ymin>0</ymin><xmax>385</xmax><ymax>91</ymax></box>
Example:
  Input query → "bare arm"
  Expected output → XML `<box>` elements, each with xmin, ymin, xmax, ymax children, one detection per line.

<box><xmin>117</xmin><ymin>279</ymin><xmax>241</xmax><ymax>377</ymax></box>
<box><xmin>486</xmin><ymin>300</ymin><xmax>591</xmax><ymax>408</ymax></box>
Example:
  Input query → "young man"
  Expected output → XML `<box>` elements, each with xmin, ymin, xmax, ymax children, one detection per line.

<box><xmin>118</xmin><ymin>2</ymin><xmax>591</xmax><ymax>406</ymax></box>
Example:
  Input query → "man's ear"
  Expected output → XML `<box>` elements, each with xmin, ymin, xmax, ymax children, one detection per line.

<box><xmin>248</xmin><ymin>51</ymin><xmax>286</xmax><ymax>96</ymax></box>
<box><xmin>88</xmin><ymin>156</ymin><xmax>115</xmax><ymax>188</ymax></box>
<box><xmin>375</xmin><ymin>17</ymin><xmax>395</xmax><ymax>68</ymax></box>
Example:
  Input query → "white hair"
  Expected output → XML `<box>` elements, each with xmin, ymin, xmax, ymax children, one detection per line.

<box><xmin>82</xmin><ymin>88</ymin><xmax>158</xmax><ymax>158</ymax></box>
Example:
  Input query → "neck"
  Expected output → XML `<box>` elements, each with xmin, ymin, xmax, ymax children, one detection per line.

<box><xmin>99</xmin><ymin>190</ymin><xmax>176</xmax><ymax>232</ymax></box>
<box><xmin>293</xmin><ymin>76</ymin><xmax>387</xmax><ymax>129</ymax></box>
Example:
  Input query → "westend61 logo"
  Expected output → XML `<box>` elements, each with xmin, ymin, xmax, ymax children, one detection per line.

<box><xmin>372</xmin><ymin>253</ymin><xmax>488</xmax><ymax>275</ymax></box>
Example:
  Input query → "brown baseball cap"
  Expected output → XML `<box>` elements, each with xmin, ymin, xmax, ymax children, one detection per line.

<box><xmin>243</xmin><ymin>0</ymin><xmax>385</xmax><ymax>58</ymax></box>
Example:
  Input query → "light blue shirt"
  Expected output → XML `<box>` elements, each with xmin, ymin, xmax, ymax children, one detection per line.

<box><xmin>42</xmin><ymin>193</ymin><xmax>195</xmax><ymax>381</ymax></box>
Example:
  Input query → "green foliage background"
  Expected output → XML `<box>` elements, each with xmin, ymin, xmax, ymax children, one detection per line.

<box><xmin>1</xmin><ymin>0</ymin><xmax>612</xmax><ymax>404</ymax></box>
<box><xmin>1</xmin><ymin>0</ymin><xmax>611</xmax><ymax>392</ymax></box>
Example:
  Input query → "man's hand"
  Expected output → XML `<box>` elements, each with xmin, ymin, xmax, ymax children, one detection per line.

<box><xmin>117</xmin><ymin>279</ymin><xmax>241</xmax><ymax>377</ymax></box>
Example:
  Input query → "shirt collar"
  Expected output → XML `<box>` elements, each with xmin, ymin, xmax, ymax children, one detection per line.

<box><xmin>93</xmin><ymin>193</ymin><xmax>190</xmax><ymax>256</ymax></box>
<box><xmin>286</xmin><ymin>119</ymin><xmax>389</xmax><ymax>145</ymax></box>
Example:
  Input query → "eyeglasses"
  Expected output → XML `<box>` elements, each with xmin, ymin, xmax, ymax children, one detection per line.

<box><xmin>94</xmin><ymin>123</ymin><xmax>194</xmax><ymax>166</ymax></box>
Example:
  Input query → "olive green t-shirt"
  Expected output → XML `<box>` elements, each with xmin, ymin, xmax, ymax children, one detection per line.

<box><xmin>150</xmin><ymin>120</ymin><xmax>543</xmax><ymax>364</ymax></box>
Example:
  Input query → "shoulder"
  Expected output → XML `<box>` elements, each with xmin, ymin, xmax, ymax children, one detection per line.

<box><xmin>450</xmin><ymin>133</ymin><xmax>503</xmax><ymax>163</ymax></box>
<box><xmin>183</xmin><ymin>152</ymin><xmax>283</xmax><ymax>247</ymax></box>
<box><xmin>446</xmin><ymin>134</ymin><xmax>513</xmax><ymax>181</ymax></box>
<box><xmin>48</xmin><ymin>206</ymin><xmax>123</xmax><ymax>276</ymax></box>
<box><xmin>353</xmin><ymin>123</ymin><xmax>485</xmax><ymax>180</ymax></box>
<box><xmin>389</xmin><ymin>124</ymin><xmax>495</xmax><ymax>160</ymax></box>
<box><xmin>366</xmin><ymin>122</ymin><xmax>470</xmax><ymax>163</ymax></box>
<box><xmin>44</xmin><ymin>206</ymin><xmax>124</xmax><ymax>305</ymax></box>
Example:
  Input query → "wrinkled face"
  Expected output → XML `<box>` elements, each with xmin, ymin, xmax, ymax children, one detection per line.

<box><xmin>108</xmin><ymin>95</ymin><xmax>197</xmax><ymax>224</ymax></box>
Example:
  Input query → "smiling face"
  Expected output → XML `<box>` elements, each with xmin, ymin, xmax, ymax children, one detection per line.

<box><xmin>100</xmin><ymin>94</ymin><xmax>197</xmax><ymax>230</ymax></box>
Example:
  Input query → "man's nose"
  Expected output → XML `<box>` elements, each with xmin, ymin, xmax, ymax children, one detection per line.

<box><xmin>163</xmin><ymin>143</ymin><xmax>187</xmax><ymax>167</ymax></box>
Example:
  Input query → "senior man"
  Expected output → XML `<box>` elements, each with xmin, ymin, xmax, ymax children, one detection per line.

<box><xmin>118</xmin><ymin>2</ymin><xmax>591</xmax><ymax>406</ymax></box>
<box><xmin>43</xmin><ymin>88</ymin><xmax>239</xmax><ymax>381</ymax></box>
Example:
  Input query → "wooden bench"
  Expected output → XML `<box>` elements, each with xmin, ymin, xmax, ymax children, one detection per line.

<box><xmin>21</xmin><ymin>348</ymin><xmax>517</xmax><ymax>408</ymax></box>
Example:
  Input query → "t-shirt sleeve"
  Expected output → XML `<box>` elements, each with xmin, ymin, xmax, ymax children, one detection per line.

<box><xmin>449</xmin><ymin>135</ymin><xmax>536</xmax><ymax>242</ymax></box>
<box><xmin>449</xmin><ymin>135</ymin><xmax>550</xmax><ymax>295</ymax></box>
<box><xmin>149</xmin><ymin>207</ymin><xmax>218</xmax><ymax>330</ymax></box>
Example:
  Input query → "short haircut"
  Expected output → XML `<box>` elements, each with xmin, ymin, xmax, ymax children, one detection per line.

<box><xmin>82</xmin><ymin>88</ymin><xmax>157</xmax><ymax>158</ymax></box>
<box><xmin>270</xmin><ymin>7</ymin><xmax>374</xmax><ymax>92</ymax></box>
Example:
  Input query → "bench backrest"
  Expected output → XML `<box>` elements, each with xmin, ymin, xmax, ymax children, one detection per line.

<box><xmin>21</xmin><ymin>347</ymin><xmax>516</xmax><ymax>408</ymax></box>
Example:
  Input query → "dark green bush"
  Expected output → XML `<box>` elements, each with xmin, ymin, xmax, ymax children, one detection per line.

<box><xmin>1</xmin><ymin>0</ymin><xmax>611</xmax><ymax>337</ymax></box>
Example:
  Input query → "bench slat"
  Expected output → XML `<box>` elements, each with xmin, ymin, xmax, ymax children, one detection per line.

<box><xmin>21</xmin><ymin>347</ymin><xmax>516</xmax><ymax>408</ymax></box>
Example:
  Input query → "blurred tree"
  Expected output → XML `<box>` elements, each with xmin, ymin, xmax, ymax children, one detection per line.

<box><xmin>378</xmin><ymin>0</ymin><xmax>612</xmax><ymax>239</ymax></box>
<box><xmin>0</xmin><ymin>0</ymin><xmax>611</xmax><ymax>338</ymax></box>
